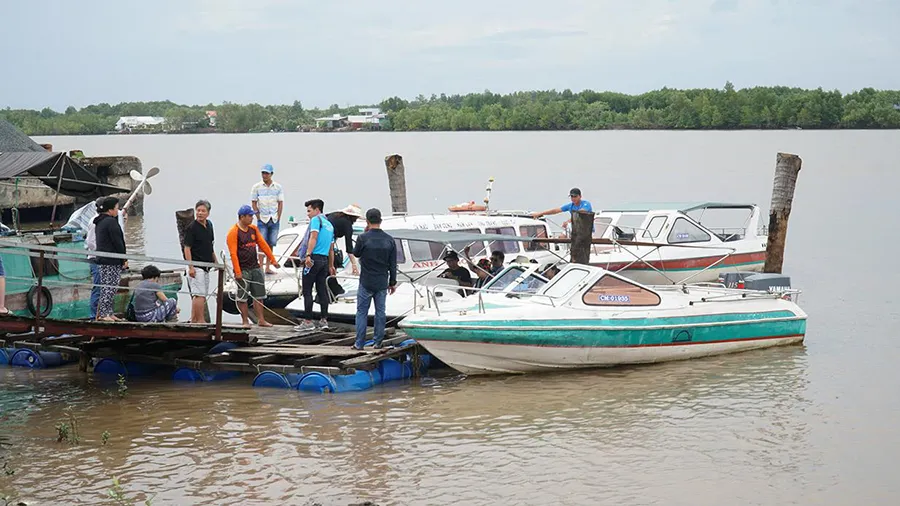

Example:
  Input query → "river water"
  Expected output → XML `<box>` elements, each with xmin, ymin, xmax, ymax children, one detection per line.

<box><xmin>0</xmin><ymin>131</ymin><xmax>897</xmax><ymax>505</ymax></box>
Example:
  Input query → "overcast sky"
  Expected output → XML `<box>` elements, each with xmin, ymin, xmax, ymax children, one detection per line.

<box><xmin>2</xmin><ymin>0</ymin><xmax>897</xmax><ymax>111</ymax></box>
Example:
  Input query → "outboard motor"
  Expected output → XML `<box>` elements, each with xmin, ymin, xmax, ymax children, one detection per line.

<box><xmin>719</xmin><ymin>272</ymin><xmax>792</xmax><ymax>295</ymax></box>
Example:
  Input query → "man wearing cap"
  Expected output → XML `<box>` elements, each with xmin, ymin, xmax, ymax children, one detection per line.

<box><xmin>531</xmin><ymin>187</ymin><xmax>593</xmax><ymax>220</ymax></box>
<box><xmin>227</xmin><ymin>205</ymin><xmax>280</xmax><ymax>327</ymax></box>
<box><xmin>438</xmin><ymin>250</ymin><xmax>473</xmax><ymax>294</ymax></box>
<box><xmin>351</xmin><ymin>208</ymin><xmax>397</xmax><ymax>350</ymax></box>
<box><xmin>250</xmin><ymin>164</ymin><xmax>284</xmax><ymax>274</ymax></box>
<box><xmin>326</xmin><ymin>204</ymin><xmax>363</xmax><ymax>275</ymax></box>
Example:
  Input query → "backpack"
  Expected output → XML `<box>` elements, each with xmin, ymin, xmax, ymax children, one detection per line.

<box><xmin>295</xmin><ymin>216</ymin><xmax>315</xmax><ymax>259</ymax></box>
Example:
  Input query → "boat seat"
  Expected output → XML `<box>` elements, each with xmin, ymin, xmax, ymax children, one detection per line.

<box><xmin>613</xmin><ymin>226</ymin><xmax>635</xmax><ymax>241</ymax></box>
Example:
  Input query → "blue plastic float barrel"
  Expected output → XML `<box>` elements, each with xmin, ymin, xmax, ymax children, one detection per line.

<box><xmin>378</xmin><ymin>358</ymin><xmax>413</xmax><ymax>382</ymax></box>
<box><xmin>9</xmin><ymin>349</ymin><xmax>73</xmax><ymax>369</ymax></box>
<box><xmin>0</xmin><ymin>348</ymin><xmax>13</xmax><ymax>365</ymax></box>
<box><xmin>172</xmin><ymin>368</ymin><xmax>241</xmax><ymax>382</ymax></box>
<box><xmin>297</xmin><ymin>369</ymin><xmax>383</xmax><ymax>393</ymax></box>
<box><xmin>252</xmin><ymin>371</ymin><xmax>303</xmax><ymax>389</ymax></box>
<box><xmin>93</xmin><ymin>358</ymin><xmax>159</xmax><ymax>377</ymax></box>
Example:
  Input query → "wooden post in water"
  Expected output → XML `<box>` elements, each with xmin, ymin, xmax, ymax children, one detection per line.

<box><xmin>764</xmin><ymin>152</ymin><xmax>802</xmax><ymax>274</ymax></box>
<box><xmin>570</xmin><ymin>210</ymin><xmax>595</xmax><ymax>265</ymax></box>
<box><xmin>384</xmin><ymin>154</ymin><xmax>408</xmax><ymax>215</ymax></box>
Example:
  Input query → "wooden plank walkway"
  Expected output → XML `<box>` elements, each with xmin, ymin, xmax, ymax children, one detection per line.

<box><xmin>0</xmin><ymin>316</ymin><xmax>423</xmax><ymax>377</ymax></box>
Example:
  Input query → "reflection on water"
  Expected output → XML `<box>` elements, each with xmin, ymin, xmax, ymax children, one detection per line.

<box><xmin>0</xmin><ymin>347</ymin><xmax>814</xmax><ymax>505</ymax></box>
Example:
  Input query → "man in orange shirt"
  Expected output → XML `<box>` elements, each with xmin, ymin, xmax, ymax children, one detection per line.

<box><xmin>227</xmin><ymin>205</ymin><xmax>280</xmax><ymax>327</ymax></box>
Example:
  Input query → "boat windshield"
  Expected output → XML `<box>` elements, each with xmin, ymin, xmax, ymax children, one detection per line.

<box><xmin>273</xmin><ymin>233</ymin><xmax>299</xmax><ymax>257</ymax></box>
<box><xmin>484</xmin><ymin>266</ymin><xmax>548</xmax><ymax>293</ymax></box>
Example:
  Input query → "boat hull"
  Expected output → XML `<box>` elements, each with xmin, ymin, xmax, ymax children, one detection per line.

<box><xmin>416</xmin><ymin>334</ymin><xmax>804</xmax><ymax>375</ymax></box>
<box><xmin>404</xmin><ymin>312</ymin><xmax>807</xmax><ymax>375</ymax></box>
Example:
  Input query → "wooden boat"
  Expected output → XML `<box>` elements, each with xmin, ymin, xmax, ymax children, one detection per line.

<box><xmin>398</xmin><ymin>263</ymin><xmax>806</xmax><ymax>375</ymax></box>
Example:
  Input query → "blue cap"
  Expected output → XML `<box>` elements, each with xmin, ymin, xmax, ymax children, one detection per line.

<box><xmin>261</xmin><ymin>164</ymin><xmax>274</xmax><ymax>173</ymax></box>
<box><xmin>238</xmin><ymin>204</ymin><xmax>254</xmax><ymax>216</ymax></box>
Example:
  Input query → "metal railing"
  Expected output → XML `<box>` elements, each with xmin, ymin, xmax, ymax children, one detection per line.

<box><xmin>0</xmin><ymin>238</ymin><xmax>228</xmax><ymax>339</ymax></box>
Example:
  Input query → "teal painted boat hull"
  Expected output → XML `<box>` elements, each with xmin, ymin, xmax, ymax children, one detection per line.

<box><xmin>402</xmin><ymin>312</ymin><xmax>807</xmax><ymax>375</ymax></box>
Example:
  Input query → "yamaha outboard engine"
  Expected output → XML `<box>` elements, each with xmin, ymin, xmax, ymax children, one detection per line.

<box><xmin>719</xmin><ymin>271</ymin><xmax>792</xmax><ymax>292</ymax></box>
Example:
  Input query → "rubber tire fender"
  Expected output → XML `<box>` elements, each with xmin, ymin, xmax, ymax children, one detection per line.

<box><xmin>26</xmin><ymin>286</ymin><xmax>53</xmax><ymax>318</ymax></box>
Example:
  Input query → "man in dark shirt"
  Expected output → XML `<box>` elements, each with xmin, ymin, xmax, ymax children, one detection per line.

<box><xmin>326</xmin><ymin>204</ymin><xmax>363</xmax><ymax>275</ymax></box>
<box><xmin>183</xmin><ymin>199</ymin><xmax>217</xmax><ymax>323</ymax></box>
<box><xmin>351</xmin><ymin>208</ymin><xmax>397</xmax><ymax>350</ymax></box>
<box><xmin>438</xmin><ymin>250</ymin><xmax>473</xmax><ymax>294</ymax></box>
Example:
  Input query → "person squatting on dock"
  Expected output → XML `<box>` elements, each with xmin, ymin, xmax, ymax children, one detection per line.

<box><xmin>351</xmin><ymin>208</ymin><xmax>397</xmax><ymax>350</ymax></box>
<box><xmin>94</xmin><ymin>197</ymin><xmax>128</xmax><ymax>321</ymax></box>
<box><xmin>250</xmin><ymin>164</ymin><xmax>284</xmax><ymax>275</ymax></box>
<box><xmin>133</xmin><ymin>265</ymin><xmax>179</xmax><ymax>322</ymax></box>
<box><xmin>227</xmin><ymin>205</ymin><xmax>280</xmax><ymax>327</ymax></box>
<box><xmin>183</xmin><ymin>199</ymin><xmax>217</xmax><ymax>323</ymax></box>
<box><xmin>294</xmin><ymin>199</ymin><xmax>336</xmax><ymax>331</ymax></box>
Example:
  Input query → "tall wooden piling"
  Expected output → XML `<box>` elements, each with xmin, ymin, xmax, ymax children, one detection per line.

<box><xmin>763</xmin><ymin>152</ymin><xmax>802</xmax><ymax>274</ymax></box>
<box><xmin>570</xmin><ymin>210</ymin><xmax>595</xmax><ymax>265</ymax></box>
<box><xmin>384</xmin><ymin>154</ymin><xmax>408</xmax><ymax>215</ymax></box>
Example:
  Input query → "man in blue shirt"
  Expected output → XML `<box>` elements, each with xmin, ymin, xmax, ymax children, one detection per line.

<box><xmin>295</xmin><ymin>198</ymin><xmax>337</xmax><ymax>331</ymax></box>
<box><xmin>531</xmin><ymin>187</ymin><xmax>593</xmax><ymax>219</ymax></box>
<box><xmin>351</xmin><ymin>208</ymin><xmax>398</xmax><ymax>350</ymax></box>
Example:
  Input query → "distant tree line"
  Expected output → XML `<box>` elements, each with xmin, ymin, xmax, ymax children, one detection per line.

<box><xmin>3</xmin><ymin>83</ymin><xmax>899</xmax><ymax>135</ymax></box>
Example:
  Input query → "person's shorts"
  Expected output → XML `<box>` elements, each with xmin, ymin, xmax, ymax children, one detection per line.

<box><xmin>235</xmin><ymin>268</ymin><xmax>266</xmax><ymax>302</ymax></box>
<box><xmin>256</xmin><ymin>219</ymin><xmax>280</xmax><ymax>249</ymax></box>
<box><xmin>187</xmin><ymin>267</ymin><xmax>210</xmax><ymax>297</ymax></box>
<box><xmin>0</xmin><ymin>257</ymin><xmax>5</xmax><ymax>277</ymax></box>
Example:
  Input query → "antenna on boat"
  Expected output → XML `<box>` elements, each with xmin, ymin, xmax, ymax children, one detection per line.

<box><xmin>484</xmin><ymin>177</ymin><xmax>494</xmax><ymax>212</ymax></box>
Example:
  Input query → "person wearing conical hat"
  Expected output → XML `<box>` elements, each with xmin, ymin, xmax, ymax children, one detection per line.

<box><xmin>326</xmin><ymin>203</ymin><xmax>364</xmax><ymax>276</ymax></box>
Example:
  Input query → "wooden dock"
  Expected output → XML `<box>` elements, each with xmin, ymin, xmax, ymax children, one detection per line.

<box><xmin>0</xmin><ymin>314</ymin><xmax>423</xmax><ymax>378</ymax></box>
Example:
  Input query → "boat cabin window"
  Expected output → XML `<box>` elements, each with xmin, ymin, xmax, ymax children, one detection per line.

<box><xmin>667</xmin><ymin>217</ymin><xmax>711</xmax><ymax>244</ymax></box>
<box><xmin>485</xmin><ymin>266</ymin><xmax>548</xmax><ymax>293</ymax></box>
<box><xmin>541</xmin><ymin>267</ymin><xmax>591</xmax><ymax>299</ymax></box>
<box><xmin>593</xmin><ymin>217</ymin><xmax>612</xmax><ymax>239</ymax></box>
<box><xmin>642</xmin><ymin>216</ymin><xmax>667</xmax><ymax>239</ymax></box>
<box><xmin>614</xmin><ymin>213</ymin><xmax>647</xmax><ymax>240</ymax></box>
<box><xmin>394</xmin><ymin>239</ymin><xmax>406</xmax><ymax>264</ymax></box>
<box><xmin>582</xmin><ymin>275</ymin><xmax>661</xmax><ymax>306</ymax></box>
<box><xmin>449</xmin><ymin>228</ymin><xmax>485</xmax><ymax>256</ymax></box>
<box><xmin>485</xmin><ymin>227</ymin><xmax>519</xmax><ymax>254</ymax></box>
<box><xmin>519</xmin><ymin>225</ymin><xmax>549</xmax><ymax>251</ymax></box>
<box><xmin>407</xmin><ymin>240</ymin><xmax>446</xmax><ymax>262</ymax></box>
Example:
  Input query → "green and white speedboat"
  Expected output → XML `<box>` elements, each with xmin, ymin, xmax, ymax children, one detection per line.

<box><xmin>399</xmin><ymin>263</ymin><xmax>807</xmax><ymax>375</ymax></box>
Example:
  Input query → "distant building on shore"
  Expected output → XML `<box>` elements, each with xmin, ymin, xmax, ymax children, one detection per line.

<box><xmin>115</xmin><ymin>116</ymin><xmax>165</xmax><ymax>132</ymax></box>
<box><xmin>314</xmin><ymin>108</ymin><xmax>386</xmax><ymax>130</ymax></box>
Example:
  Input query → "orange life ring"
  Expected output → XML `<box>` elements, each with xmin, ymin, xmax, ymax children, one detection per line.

<box><xmin>448</xmin><ymin>201</ymin><xmax>487</xmax><ymax>212</ymax></box>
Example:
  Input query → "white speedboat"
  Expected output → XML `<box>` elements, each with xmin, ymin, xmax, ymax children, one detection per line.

<box><xmin>565</xmin><ymin>202</ymin><xmax>768</xmax><ymax>285</ymax></box>
<box><xmin>223</xmin><ymin>210</ymin><xmax>560</xmax><ymax>318</ymax></box>
<box><xmin>289</xmin><ymin>260</ymin><xmax>552</xmax><ymax>326</ymax></box>
<box><xmin>399</xmin><ymin>263</ymin><xmax>806</xmax><ymax>375</ymax></box>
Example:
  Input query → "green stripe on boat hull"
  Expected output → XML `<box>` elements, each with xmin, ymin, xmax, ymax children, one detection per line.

<box><xmin>404</xmin><ymin>318</ymin><xmax>807</xmax><ymax>348</ymax></box>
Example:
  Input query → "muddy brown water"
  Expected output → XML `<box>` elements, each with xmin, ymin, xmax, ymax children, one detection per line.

<box><xmin>0</xmin><ymin>130</ymin><xmax>897</xmax><ymax>505</ymax></box>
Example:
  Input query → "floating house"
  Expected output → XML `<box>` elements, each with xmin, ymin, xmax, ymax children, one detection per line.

<box><xmin>314</xmin><ymin>108</ymin><xmax>386</xmax><ymax>130</ymax></box>
<box><xmin>114</xmin><ymin>116</ymin><xmax>165</xmax><ymax>132</ymax></box>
